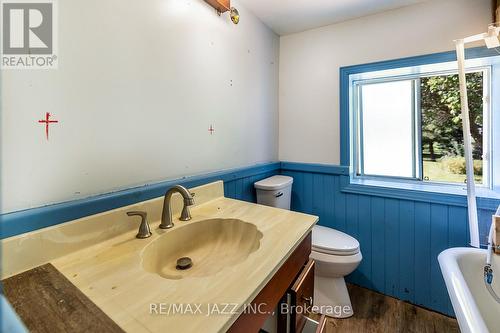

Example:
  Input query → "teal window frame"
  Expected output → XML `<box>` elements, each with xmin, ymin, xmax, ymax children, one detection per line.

<box><xmin>339</xmin><ymin>47</ymin><xmax>500</xmax><ymax>199</ymax></box>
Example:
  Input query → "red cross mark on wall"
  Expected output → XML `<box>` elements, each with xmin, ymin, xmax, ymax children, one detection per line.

<box><xmin>38</xmin><ymin>112</ymin><xmax>59</xmax><ymax>140</ymax></box>
<box><xmin>208</xmin><ymin>124</ymin><xmax>215</xmax><ymax>135</ymax></box>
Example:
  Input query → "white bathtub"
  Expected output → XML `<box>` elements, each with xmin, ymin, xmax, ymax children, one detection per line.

<box><xmin>438</xmin><ymin>248</ymin><xmax>500</xmax><ymax>333</ymax></box>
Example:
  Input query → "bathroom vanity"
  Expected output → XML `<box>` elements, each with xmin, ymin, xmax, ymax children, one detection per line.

<box><xmin>1</xmin><ymin>181</ymin><xmax>318</xmax><ymax>333</ymax></box>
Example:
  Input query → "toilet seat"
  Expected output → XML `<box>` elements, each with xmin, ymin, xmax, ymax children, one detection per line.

<box><xmin>312</xmin><ymin>225</ymin><xmax>360</xmax><ymax>256</ymax></box>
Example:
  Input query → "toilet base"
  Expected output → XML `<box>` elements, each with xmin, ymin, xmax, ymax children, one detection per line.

<box><xmin>313</xmin><ymin>275</ymin><xmax>354</xmax><ymax>318</ymax></box>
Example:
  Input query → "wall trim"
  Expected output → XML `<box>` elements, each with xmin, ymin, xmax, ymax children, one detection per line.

<box><xmin>342</xmin><ymin>182</ymin><xmax>499</xmax><ymax>209</ymax></box>
<box><xmin>3</xmin><ymin>159</ymin><xmax>498</xmax><ymax>239</ymax></box>
<box><xmin>280</xmin><ymin>162</ymin><xmax>349</xmax><ymax>175</ymax></box>
<box><xmin>280</xmin><ymin>161</ymin><xmax>500</xmax><ymax>209</ymax></box>
<box><xmin>0</xmin><ymin>162</ymin><xmax>281</xmax><ymax>239</ymax></box>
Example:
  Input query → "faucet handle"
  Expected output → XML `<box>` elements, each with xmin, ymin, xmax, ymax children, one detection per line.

<box><xmin>127</xmin><ymin>211</ymin><xmax>152</xmax><ymax>239</ymax></box>
<box><xmin>127</xmin><ymin>211</ymin><xmax>146</xmax><ymax>219</ymax></box>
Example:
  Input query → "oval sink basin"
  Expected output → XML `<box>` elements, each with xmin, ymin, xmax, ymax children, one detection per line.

<box><xmin>141</xmin><ymin>218</ymin><xmax>263</xmax><ymax>280</ymax></box>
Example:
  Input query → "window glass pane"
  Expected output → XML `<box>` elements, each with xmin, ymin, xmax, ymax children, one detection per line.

<box><xmin>360</xmin><ymin>80</ymin><xmax>415</xmax><ymax>178</ymax></box>
<box><xmin>420</xmin><ymin>72</ymin><xmax>484</xmax><ymax>184</ymax></box>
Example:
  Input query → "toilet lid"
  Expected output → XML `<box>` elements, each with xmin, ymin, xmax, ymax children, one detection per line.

<box><xmin>254</xmin><ymin>175</ymin><xmax>293</xmax><ymax>190</ymax></box>
<box><xmin>312</xmin><ymin>225</ymin><xmax>360</xmax><ymax>256</ymax></box>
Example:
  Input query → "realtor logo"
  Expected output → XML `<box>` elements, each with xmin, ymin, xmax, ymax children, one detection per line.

<box><xmin>1</xmin><ymin>0</ymin><xmax>57</xmax><ymax>69</ymax></box>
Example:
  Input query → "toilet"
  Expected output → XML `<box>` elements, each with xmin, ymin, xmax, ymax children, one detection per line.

<box><xmin>309</xmin><ymin>225</ymin><xmax>362</xmax><ymax>318</ymax></box>
<box><xmin>255</xmin><ymin>175</ymin><xmax>362</xmax><ymax>318</ymax></box>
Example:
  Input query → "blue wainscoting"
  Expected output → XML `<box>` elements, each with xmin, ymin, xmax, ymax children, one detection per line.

<box><xmin>0</xmin><ymin>162</ymin><xmax>280</xmax><ymax>239</ymax></box>
<box><xmin>280</xmin><ymin>162</ymin><xmax>499</xmax><ymax>317</ymax></box>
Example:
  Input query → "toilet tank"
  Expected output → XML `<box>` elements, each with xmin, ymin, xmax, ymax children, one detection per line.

<box><xmin>254</xmin><ymin>176</ymin><xmax>293</xmax><ymax>210</ymax></box>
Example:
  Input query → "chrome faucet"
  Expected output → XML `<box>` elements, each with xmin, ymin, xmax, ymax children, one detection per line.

<box><xmin>159</xmin><ymin>185</ymin><xmax>195</xmax><ymax>229</ymax></box>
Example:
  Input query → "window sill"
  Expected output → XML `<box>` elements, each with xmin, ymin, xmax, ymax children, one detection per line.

<box><xmin>341</xmin><ymin>178</ymin><xmax>500</xmax><ymax>210</ymax></box>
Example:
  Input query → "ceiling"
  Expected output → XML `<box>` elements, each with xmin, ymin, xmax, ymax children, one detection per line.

<box><xmin>238</xmin><ymin>0</ymin><xmax>428</xmax><ymax>35</ymax></box>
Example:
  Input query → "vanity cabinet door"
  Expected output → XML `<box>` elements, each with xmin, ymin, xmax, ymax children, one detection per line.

<box><xmin>230</xmin><ymin>232</ymin><xmax>312</xmax><ymax>333</ymax></box>
<box><xmin>290</xmin><ymin>259</ymin><xmax>315</xmax><ymax>333</ymax></box>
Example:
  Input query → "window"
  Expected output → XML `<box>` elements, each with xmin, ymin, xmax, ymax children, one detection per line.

<box><xmin>421</xmin><ymin>72</ymin><xmax>486</xmax><ymax>184</ymax></box>
<box><xmin>350</xmin><ymin>60</ymin><xmax>492</xmax><ymax>188</ymax></box>
<box><xmin>356</xmin><ymin>79</ymin><xmax>418</xmax><ymax>179</ymax></box>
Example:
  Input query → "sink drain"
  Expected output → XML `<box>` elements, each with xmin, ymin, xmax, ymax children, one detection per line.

<box><xmin>176</xmin><ymin>257</ymin><xmax>193</xmax><ymax>270</ymax></box>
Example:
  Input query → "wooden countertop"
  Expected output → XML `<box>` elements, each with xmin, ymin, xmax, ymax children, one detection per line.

<box><xmin>2</xmin><ymin>264</ymin><xmax>124</xmax><ymax>333</ymax></box>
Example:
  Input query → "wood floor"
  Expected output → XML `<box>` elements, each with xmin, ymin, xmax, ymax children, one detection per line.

<box><xmin>308</xmin><ymin>284</ymin><xmax>460</xmax><ymax>333</ymax></box>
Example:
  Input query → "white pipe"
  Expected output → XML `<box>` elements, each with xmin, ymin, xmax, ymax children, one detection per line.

<box><xmin>455</xmin><ymin>40</ymin><xmax>480</xmax><ymax>248</ymax></box>
<box><xmin>459</xmin><ymin>24</ymin><xmax>500</xmax><ymax>304</ymax></box>
<box><xmin>487</xmin><ymin>223</ymin><xmax>493</xmax><ymax>266</ymax></box>
<box><xmin>459</xmin><ymin>25</ymin><xmax>500</xmax><ymax>44</ymax></box>
<box><xmin>462</xmin><ymin>32</ymin><xmax>488</xmax><ymax>44</ymax></box>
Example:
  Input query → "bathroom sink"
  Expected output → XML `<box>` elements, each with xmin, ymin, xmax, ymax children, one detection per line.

<box><xmin>141</xmin><ymin>218</ymin><xmax>263</xmax><ymax>280</ymax></box>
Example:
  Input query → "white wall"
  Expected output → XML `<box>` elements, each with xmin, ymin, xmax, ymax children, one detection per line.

<box><xmin>279</xmin><ymin>0</ymin><xmax>492</xmax><ymax>165</ymax></box>
<box><xmin>1</xmin><ymin>0</ymin><xmax>279</xmax><ymax>213</ymax></box>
